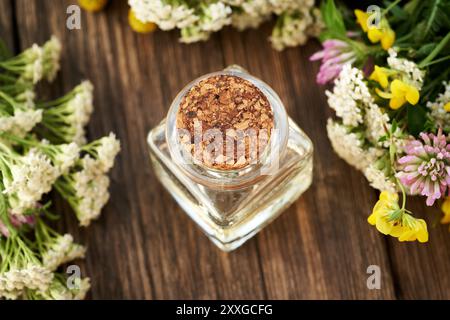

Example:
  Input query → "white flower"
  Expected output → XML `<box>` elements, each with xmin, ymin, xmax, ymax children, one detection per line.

<box><xmin>387</xmin><ymin>48</ymin><xmax>425</xmax><ymax>89</ymax></box>
<box><xmin>42</xmin><ymin>36</ymin><xmax>62</xmax><ymax>82</ymax></box>
<box><xmin>57</xmin><ymin>156</ymin><xmax>111</xmax><ymax>227</ymax></box>
<box><xmin>200</xmin><ymin>2</ymin><xmax>232</xmax><ymax>32</ymax></box>
<box><xmin>28</xmin><ymin>275</ymin><xmax>90</xmax><ymax>300</ymax></box>
<box><xmin>427</xmin><ymin>81</ymin><xmax>450</xmax><ymax>131</ymax></box>
<box><xmin>72</xmin><ymin>277</ymin><xmax>91</xmax><ymax>300</ymax></box>
<box><xmin>3</xmin><ymin>148</ymin><xmax>59</xmax><ymax>214</ymax></box>
<box><xmin>22</xmin><ymin>44</ymin><xmax>44</xmax><ymax>84</ymax></box>
<box><xmin>172</xmin><ymin>5</ymin><xmax>199</xmax><ymax>29</ymax></box>
<box><xmin>364</xmin><ymin>103</ymin><xmax>390</xmax><ymax>146</ymax></box>
<box><xmin>42</xmin><ymin>234</ymin><xmax>86</xmax><ymax>271</ymax></box>
<box><xmin>74</xmin><ymin>169</ymin><xmax>110</xmax><ymax>227</ymax></box>
<box><xmin>270</xmin><ymin>9</ymin><xmax>314</xmax><ymax>51</ymax></box>
<box><xmin>70</xmin><ymin>80</ymin><xmax>94</xmax><ymax>127</ymax></box>
<box><xmin>40</xmin><ymin>80</ymin><xmax>94</xmax><ymax>145</ymax></box>
<box><xmin>327</xmin><ymin>119</ymin><xmax>382</xmax><ymax>171</ymax></box>
<box><xmin>325</xmin><ymin>65</ymin><xmax>373</xmax><ymax>127</ymax></box>
<box><xmin>10</xmin><ymin>109</ymin><xmax>43</xmax><ymax>137</ymax></box>
<box><xmin>0</xmin><ymin>263</ymin><xmax>53</xmax><ymax>294</ymax></box>
<box><xmin>364</xmin><ymin>163</ymin><xmax>397</xmax><ymax>193</ymax></box>
<box><xmin>53</xmin><ymin>142</ymin><xmax>80</xmax><ymax>174</ymax></box>
<box><xmin>87</xmin><ymin>133</ymin><xmax>121</xmax><ymax>173</ymax></box>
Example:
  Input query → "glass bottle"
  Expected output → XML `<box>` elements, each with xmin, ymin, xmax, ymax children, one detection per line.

<box><xmin>147</xmin><ymin>65</ymin><xmax>313</xmax><ymax>251</ymax></box>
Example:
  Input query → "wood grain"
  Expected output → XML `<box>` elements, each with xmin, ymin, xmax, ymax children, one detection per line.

<box><xmin>3</xmin><ymin>0</ymin><xmax>450</xmax><ymax>299</ymax></box>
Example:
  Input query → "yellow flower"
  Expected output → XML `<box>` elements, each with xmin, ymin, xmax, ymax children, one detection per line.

<box><xmin>370</xmin><ymin>66</ymin><xmax>390</xmax><ymax>88</ymax></box>
<box><xmin>128</xmin><ymin>9</ymin><xmax>157</xmax><ymax>34</ymax></box>
<box><xmin>444</xmin><ymin>102</ymin><xmax>450</xmax><ymax>112</ymax></box>
<box><xmin>354</xmin><ymin>9</ymin><xmax>395</xmax><ymax>50</ymax></box>
<box><xmin>368</xmin><ymin>191</ymin><xmax>428</xmax><ymax>243</ymax></box>
<box><xmin>441</xmin><ymin>197</ymin><xmax>450</xmax><ymax>224</ymax></box>
<box><xmin>381</xmin><ymin>28</ymin><xmax>395</xmax><ymax>50</ymax></box>
<box><xmin>367</xmin><ymin>27</ymin><xmax>395</xmax><ymax>50</ymax></box>
<box><xmin>376</xmin><ymin>79</ymin><xmax>420</xmax><ymax>109</ymax></box>
<box><xmin>78</xmin><ymin>0</ymin><xmax>108</xmax><ymax>12</ymax></box>
<box><xmin>355</xmin><ymin>9</ymin><xmax>369</xmax><ymax>32</ymax></box>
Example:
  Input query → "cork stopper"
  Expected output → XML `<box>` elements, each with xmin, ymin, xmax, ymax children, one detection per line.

<box><xmin>176</xmin><ymin>75</ymin><xmax>274</xmax><ymax>170</ymax></box>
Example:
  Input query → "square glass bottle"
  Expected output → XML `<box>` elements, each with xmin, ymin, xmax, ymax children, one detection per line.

<box><xmin>147</xmin><ymin>66</ymin><xmax>313</xmax><ymax>251</ymax></box>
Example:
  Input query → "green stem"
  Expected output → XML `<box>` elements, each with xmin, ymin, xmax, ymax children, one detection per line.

<box><xmin>382</xmin><ymin>0</ymin><xmax>403</xmax><ymax>16</ymax></box>
<box><xmin>419</xmin><ymin>32</ymin><xmax>450</xmax><ymax>68</ymax></box>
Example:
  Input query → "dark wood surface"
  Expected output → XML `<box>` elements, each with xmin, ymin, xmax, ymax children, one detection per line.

<box><xmin>1</xmin><ymin>0</ymin><xmax>449</xmax><ymax>299</ymax></box>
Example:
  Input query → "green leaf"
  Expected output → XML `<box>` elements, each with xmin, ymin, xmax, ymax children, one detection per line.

<box><xmin>407</xmin><ymin>105</ymin><xmax>428</xmax><ymax>136</ymax></box>
<box><xmin>320</xmin><ymin>0</ymin><xmax>346</xmax><ymax>37</ymax></box>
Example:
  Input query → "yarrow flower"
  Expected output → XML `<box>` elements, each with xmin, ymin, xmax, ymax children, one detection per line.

<box><xmin>397</xmin><ymin>129</ymin><xmax>450</xmax><ymax>206</ymax></box>
<box><xmin>325</xmin><ymin>65</ymin><xmax>373</xmax><ymax>127</ymax></box>
<box><xmin>310</xmin><ymin>39</ymin><xmax>356</xmax><ymax>84</ymax></box>
<box><xmin>0</xmin><ymin>37</ymin><xmax>61</xmax><ymax>84</ymax></box>
<box><xmin>427</xmin><ymin>81</ymin><xmax>450</xmax><ymax>131</ymax></box>
<box><xmin>1</xmin><ymin>144</ymin><xmax>59</xmax><ymax>214</ymax></box>
<box><xmin>270</xmin><ymin>8</ymin><xmax>316</xmax><ymax>51</ymax></box>
<box><xmin>55</xmin><ymin>132</ymin><xmax>120</xmax><ymax>227</ymax></box>
<box><xmin>41</xmin><ymin>36</ymin><xmax>62</xmax><ymax>82</ymax></box>
<box><xmin>23</xmin><ymin>273</ymin><xmax>91</xmax><ymax>300</ymax></box>
<box><xmin>37</xmin><ymin>81</ymin><xmax>94</xmax><ymax>145</ymax></box>
<box><xmin>56</xmin><ymin>156</ymin><xmax>110</xmax><ymax>227</ymax></box>
<box><xmin>0</xmin><ymin>91</ymin><xmax>42</xmax><ymax>138</ymax></box>
<box><xmin>35</xmin><ymin>220</ymin><xmax>85</xmax><ymax>271</ymax></box>
<box><xmin>387</xmin><ymin>49</ymin><xmax>424</xmax><ymax>89</ymax></box>
<box><xmin>82</xmin><ymin>132</ymin><xmax>121</xmax><ymax>173</ymax></box>
<box><xmin>0</xmin><ymin>36</ymin><xmax>119</xmax><ymax>300</ymax></box>
<box><xmin>368</xmin><ymin>191</ymin><xmax>428</xmax><ymax>242</ymax></box>
<box><xmin>0</xmin><ymin>236</ymin><xmax>54</xmax><ymax>299</ymax></box>
<box><xmin>128</xmin><ymin>0</ymin><xmax>320</xmax><ymax>49</ymax></box>
<box><xmin>326</xmin><ymin>119</ymin><xmax>382</xmax><ymax>171</ymax></box>
<box><xmin>364</xmin><ymin>161</ymin><xmax>397</xmax><ymax>193</ymax></box>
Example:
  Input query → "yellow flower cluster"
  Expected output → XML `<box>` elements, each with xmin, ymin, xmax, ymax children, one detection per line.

<box><xmin>370</xmin><ymin>66</ymin><xmax>420</xmax><ymax>109</ymax></box>
<box><xmin>355</xmin><ymin>9</ymin><xmax>395</xmax><ymax>50</ymax></box>
<box><xmin>368</xmin><ymin>191</ymin><xmax>428</xmax><ymax>242</ymax></box>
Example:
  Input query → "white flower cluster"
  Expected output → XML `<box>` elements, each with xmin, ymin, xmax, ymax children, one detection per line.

<box><xmin>270</xmin><ymin>7</ymin><xmax>321</xmax><ymax>51</ymax></box>
<box><xmin>0</xmin><ymin>109</ymin><xmax>43</xmax><ymax>138</ymax></box>
<box><xmin>363</xmin><ymin>163</ymin><xmax>397</xmax><ymax>193</ymax></box>
<box><xmin>0</xmin><ymin>37</ymin><xmax>119</xmax><ymax>300</ymax></box>
<box><xmin>387</xmin><ymin>48</ymin><xmax>425</xmax><ymax>89</ymax></box>
<box><xmin>39</xmin><ymin>80</ymin><xmax>94</xmax><ymax>145</ymax></box>
<box><xmin>0</xmin><ymin>37</ymin><xmax>61</xmax><ymax>84</ymax></box>
<box><xmin>364</xmin><ymin>102</ymin><xmax>390</xmax><ymax>147</ymax></box>
<box><xmin>325</xmin><ymin>65</ymin><xmax>402</xmax><ymax>192</ymax></box>
<box><xmin>427</xmin><ymin>81</ymin><xmax>450</xmax><ymax>131</ymax></box>
<box><xmin>128</xmin><ymin>0</ymin><xmax>320</xmax><ymax>50</ymax></box>
<box><xmin>0</xmin><ymin>263</ymin><xmax>54</xmax><ymax>299</ymax></box>
<box><xmin>3</xmin><ymin>148</ymin><xmax>59</xmax><ymax>214</ymax></box>
<box><xmin>326</xmin><ymin>119</ymin><xmax>382</xmax><ymax>171</ymax></box>
<box><xmin>326</xmin><ymin>65</ymin><xmax>376</xmax><ymax>126</ymax></box>
<box><xmin>73</xmin><ymin>156</ymin><xmax>111</xmax><ymax>227</ymax></box>
<box><xmin>31</xmin><ymin>275</ymin><xmax>91</xmax><ymax>300</ymax></box>
<box><xmin>56</xmin><ymin>133</ymin><xmax>120</xmax><ymax>227</ymax></box>
<box><xmin>42</xmin><ymin>234</ymin><xmax>86</xmax><ymax>271</ymax></box>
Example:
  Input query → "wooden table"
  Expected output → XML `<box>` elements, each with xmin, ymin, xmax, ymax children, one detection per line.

<box><xmin>1</xmin><ymin>0</ymin><xmax>449</xmax><ymax>299</ymax></box>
